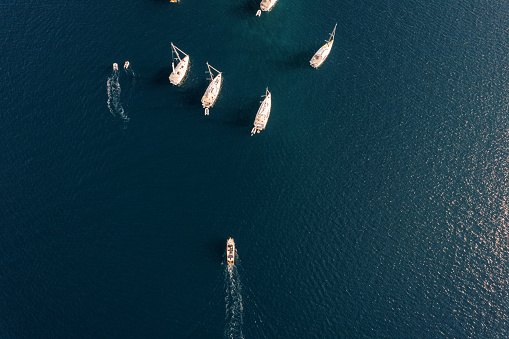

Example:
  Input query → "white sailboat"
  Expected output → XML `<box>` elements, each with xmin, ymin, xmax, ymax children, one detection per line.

<box><xmin>169</xmin><ymin>43</ymin><xmax>189</xmax><ymax>85</ymax></box>
<box><xmin>256</xmin><ymin>0</ymin><xmax>277</xmax><ymax>16</ymax></box>
<box><xmin>310</xmin><ymin>23</ymin><xmax>337</xmax><ymax>68</ymax></box>
<box><xmin>201</xmin><ymin>63</ymin><xmax>222</xmax><ymax>115</ymax></box>
<box><xmin>251</xmin><ymin>88</ymin><xmax>271</xmax><ymax>136</ymax></box>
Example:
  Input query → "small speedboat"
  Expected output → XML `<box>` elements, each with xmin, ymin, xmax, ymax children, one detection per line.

<box><xmin>124</xmin><ymin>61</ymin><xmax>129</xmax><ymax>69</ymax></box>
<box><xmin>227</xmin><ymin>238</ymin><xmax>235</xmax><ymax>265</ymax></box>
<box><xmin>113</xmin><ymin>63</ymin><xmax>118</xmax><ymax>71</ymax></box>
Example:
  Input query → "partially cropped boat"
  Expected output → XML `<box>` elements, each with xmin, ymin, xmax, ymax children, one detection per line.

<box><xmin>113</xmin><ymin>63</ymin><xmax>118</xmax><ymax>71</ymax></box>
<box><xmin>169</xmin><ymin>43</ymin><xmax>189</xmax><ymax>85</ymax></box>
<box><xmin>124</xmin><ymin>61</ymin><xmax>130</xmax><ymax>69</ymax></box>
<box><xmin>227</xmin><ymin>238</ymin><xmax>235</xmax><ymax>265</ymax></box>
<box><xmin>310</xmin><ymin>23</ymin><xmax>337</xmax><ymax>68</ymax></box>
<box><xmin>251</xmin><ymin>88</ymin><xmax>271</xmax><ymax>136</ymax></box>
<box><xmin>201</xmin><ymin>63</ymin><xmax>222</xmax><ymax>115</ymax></box>
<box><xmin>256</xmin><ymin>0</ymin><xmax>277</xmax><ymax>16</ymax></box>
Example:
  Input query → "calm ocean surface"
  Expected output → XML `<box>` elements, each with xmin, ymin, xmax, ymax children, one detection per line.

<box><xmin>1</xmin><ymin>0</ymin><xmax>509</xmax><ymax>337</ymax></box>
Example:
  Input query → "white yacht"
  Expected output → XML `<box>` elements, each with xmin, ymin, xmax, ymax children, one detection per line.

<box><xmin>169</xmin><ymin>43</ymin><xmax>189</xmax><ymax>85</ymax></box>
<box><xmin>256</xmin><ymin>0</ymin><xmax>277</xmax><ymax>16</ymax></box>
<box><xmin>310</xmin><ymin>23</ymin><xmax>337</xmax><ymax>68</ymax></box>
<box><xmin>251</xmin><ymin>88</ymin><xmax>271</xmax><ymax>136</ymax></box>
<box><xmin>201</xmin><ymin>63</ymin><xmax>222</xmax><ymax>115</ymax></box>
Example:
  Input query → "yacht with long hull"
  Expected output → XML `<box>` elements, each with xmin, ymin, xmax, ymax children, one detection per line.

<box><xmin>169</xmin><ymin>43</ymin><xmax>189</xmax><ymax>85</ymax></box>
<box><xmin>201</xmin><ymin>63</ymin><xmax>222</xmax><ymax>115</ymax></box>
<box><xmin>310</xmin><ymin>23</ymin><xmax>337</xmax><ymax>68</ymax></box>
<box><xmin>256</xmin><ymin>0</ymin><xmax>277</xmax><ymax>16</ymax></box>
<box><xmin>227</xmin><ymin>238</ymin><xmax>235</xmax><ymax>265</ymax></box>
<box><xmin>251</xmin><ymin>88</ymin><xmax>271</xmax><ymax>136</ymax></box>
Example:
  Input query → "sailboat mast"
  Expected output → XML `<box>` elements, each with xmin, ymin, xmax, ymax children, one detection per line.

<box><xmin>171</xmin><ymin>42</ymin><xmax>185</xmax><ymax>62</ymax></box>
<box><xmin>329</xmin><ymin>23</ymin><xmax>337</xmax><ymax>42</ymax></box>
<box><xmin>206</xmin><ymin>62</ymin><xmax>213</xmax><ymax>81</ymax></box>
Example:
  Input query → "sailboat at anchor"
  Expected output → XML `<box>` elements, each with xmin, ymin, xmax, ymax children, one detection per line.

<box><xmin>251</xmin><ymin>88</ymin><xmax>271</xmax><ymax>136</ymax></box>
<box><xmin>310</xmin><ymin>23</ymin><xmax>337</xmax><ymax>68</ymax></box>
<box><xmin>201</xmin><ymin>62</ymin><xmax>222</xmax><ymax>115</ymax></box>
<box><xmin>169</xmin><ymin>43</ymin><xmax>189</xmax><ymax>85</ymax></box>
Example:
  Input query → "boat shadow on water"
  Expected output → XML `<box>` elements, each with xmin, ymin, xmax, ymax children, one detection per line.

<box><xmin>227</xmin><ymin>96</ymin><xmax>262</xmax><ymax>129</ymax></box>
<box><xmin>277</xmin><ymin>47</ymin><xmax>317</xmax><ymax>70</ymax></box>
<box><xmin>178</xmin><ymin>82</ymin><xmax>208</xmax><ymax>111</ymax></box>
<box><xmin>231</xmin><ymin>0</ymin><xmax>260</xmax><ymax>19</ymax></box>
<box><xmin>209</xmin><ymin>237</ymin><xmax>229</xmax><ymax>264</ymax></box>
<box><xmin>152</xmin><ymin>67</ymin><xmax>174</xmax><ymax>86</ymax></box>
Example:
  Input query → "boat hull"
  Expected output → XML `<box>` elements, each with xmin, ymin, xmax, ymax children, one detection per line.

<box><xmin>310</xmin><ymin>41</ymin><xmax>333</xmax><ymax>68</ymax></box>
<box><xmin>251</xmin><ymin>90</ymin><xmax>271</xmax><ymax>135</ymax></box>
<box><xmin>169</xmin><ymin>55</ymin><xmax>189</xmax><ymax>85</ymax></box>
<box><xmin>201</xmin><ymin>73</ymin><xmax>222</xmax><ymax>108</ymax></box>
<box><xmin>260</xmin><ymin>0</ymin><xmax>277</xmax><ymax>11</ymax></box>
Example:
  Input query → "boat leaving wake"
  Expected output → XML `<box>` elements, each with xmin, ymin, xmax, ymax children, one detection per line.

<box><xmin>224</xmin><ymin>256</ymin><xmax>244</xmax><ymax>339</ymax></box>
<box><xmin>107</xmin><ymin>67</ymin><xmax>129</xmax><ymax>124</ymax></box>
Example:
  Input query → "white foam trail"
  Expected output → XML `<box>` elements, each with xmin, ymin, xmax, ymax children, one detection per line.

<box><xmin>125</xmin><ymin>65</ymin><xmax>135</xmax><ymax>79</ymax></box>
<box><xmin>125</xmin><ymin>66</ymin><xmax>136</xmax><ymax>96</ymax></box>
<box><xmin>224</xmin><ymin>251</ymin><xmax>244</xmax><ymax>339</ymax></box>
<box><xmin>106</xmin><ymin>68</ymin><xmax>129</xmax><ymax>122</ymax></box>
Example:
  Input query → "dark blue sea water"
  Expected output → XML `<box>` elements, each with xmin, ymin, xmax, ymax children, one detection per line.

<box><xmin>1</xmin><ymin>0</ymin><xmax>509</xmax><ymax>337</ymax></box>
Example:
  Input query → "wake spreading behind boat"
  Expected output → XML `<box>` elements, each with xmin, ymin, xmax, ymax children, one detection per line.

<box><xmin>169</xmin><ymin>43</ymin><xmax>189</xmax><ymax>85</ymax></box>
<box><xmin>201</xmin><ymin>63</ymin><xmax>222</xmax><ymax>115</ymax></box>
<box><xmin>256</xmin><ymin>0</ymin><xmax>277</xmax><ymax>16</ymax></box>
<box><xmin>310</xmin><ymin>23</ymin><xmax>337</xmax><ymax>68</ymax></box>
<box><xmin>251</xmin><ymin>88</ymin><xmax>271</xmax><ymax>136</ymax></box>
<box><xmin>227</xmin><ymin>238</ymin><xmax>235</xmax><ymax>265</ymax></box>
<box><xmin>113</xmin><ymin>63</ymin><xmax>118</xmax><ymax>71</ymax></box>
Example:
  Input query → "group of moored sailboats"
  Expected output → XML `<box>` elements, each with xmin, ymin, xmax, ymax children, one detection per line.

<box><xmin>168</xmin><ymin>43</ymin><xmax>272</xmax><ymax>134</ymax></box>
<box><xmin>169</xmin><ymin>43</ymin><xmax>223</xmax><ymax>116</ymax></box>
<box><xmin>117</xmin><ymin>21</ymin><xmax>336</xmax><ymax>135</ymax></box>
<box><xmin>166</xmin><ymin>4</ymin><xmax>336</xmax><ymax>135</ymax></box>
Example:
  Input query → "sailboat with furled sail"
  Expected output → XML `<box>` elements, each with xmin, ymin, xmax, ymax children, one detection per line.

<box><xmin>310</xmin><ymin>23</ymin><xmax>337</xmax><ymax>68</ymax></box>
<box><xmin>169</xmin><ymin>43</ymin><xmax>189</xmax><ymax>85</ymax></box>
<box><xmin>256</xmin><ymin>0</ymin><xmax>277</xmax><ymax>16</ymax></box>
<box><xmin>251</xmin><ymin>88</ymin><xmax>271</xmax><ymax>136</ymax></box>
<box><xmin>201</xmin><ymin>63</ymin><xmax>222</xmax><ymax>115</ymax></box>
